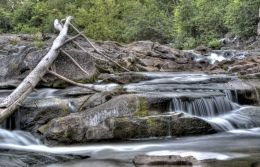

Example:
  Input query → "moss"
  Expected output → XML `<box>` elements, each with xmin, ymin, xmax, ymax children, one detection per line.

<box><xmin>218</xmin><ymin>63</ymin><xmax>228</xmax><ymax>71</ymax></box>
<box><xmin>10</xmin><ymin>63</ymin><xmax>20</xmax><ymax>74</ymax></box>
<box><xmin>147</xmin><ymin>117</ymin><xmax>156</xmax><ymax>127</ymax></box>
<box><xmin>9</xmin><ymin>38</ymin><xmax>20</xmax><ymax>45</ymax></box>
<box><xmin>33</xmin><ymin>40</ymin><xmax>44</xmax><ymax>48</ymax></box>
<box><xmin>38</xmin><ymin>121</ymin><xmax>52</xmax><ymax>134</ymax></box>
<box><xmin>84</xmin><ymin>73</ymin><xmax>99</xmax><ymax>83</ymax></box>
<box><xmin>134</xmin><ymin>97</ymin><xmax>149</xmax><ymax>117</ymax></box>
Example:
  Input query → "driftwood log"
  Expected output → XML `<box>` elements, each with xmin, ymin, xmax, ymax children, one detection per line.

<box><xmin>0</xmin><ymin>16</ymin><xmax>129</xmax><ymax>123</ymax></box>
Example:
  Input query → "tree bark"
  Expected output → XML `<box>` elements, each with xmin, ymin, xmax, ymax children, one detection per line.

<box><xmin>0</xmin><ymin>16</ymin><xmax>72</xmax><ymax>123</ymax></box>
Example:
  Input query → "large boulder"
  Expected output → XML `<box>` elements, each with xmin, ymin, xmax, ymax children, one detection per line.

<box><xmin>40</xmin><ymin>94</ymin><xmax>215</xmax><ymax>143</ymax></box>
<box><xmin>112</xmin><ymin>113</ymin><xmax>215</xmax><ymax>139</ymax></box>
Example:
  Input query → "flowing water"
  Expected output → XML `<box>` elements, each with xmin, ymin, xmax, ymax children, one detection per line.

<box><xmin>1</xmin><ymin>72</ymin><xmax>260</xmax><ymax>166</ymax></box>
<box><xmin>185</xmin><ymin>50</ymin><xmax>250</xmax><ymax>64</ymax></box>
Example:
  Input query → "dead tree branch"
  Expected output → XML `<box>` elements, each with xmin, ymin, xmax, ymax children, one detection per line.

<box><xmin>68</xmin><ymin>22</ymin><xmax>130</xmax><ymax>72</ymax></box>
<box><xmin>0</xmin><ymin>16</ymin><xmax>73</xmax><ymax>122</ymax></box>
<box><xmin>60</xmin><ymin>49</ymin><xmax>89</xmax><ymax>75</ymax></box>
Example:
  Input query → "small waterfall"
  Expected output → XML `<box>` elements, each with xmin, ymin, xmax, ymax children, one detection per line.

<box><xmin>0</xmin><ymin>110</ymin><xmax>21</xmax><ymax>130</ymax></box>
<box><xmin>204</xmin><ymin>107</ymin><xmax>259</xmax><ymax>131</ymax></box>
<box><xmin>169</xmin><ymin>96</ymin><xmax>238</xmax><ymax>117</ymax></box>
<box><xmin>223</xmin><ymin>89</ymin><xmax>238</xmax><ymax>103</ymax></box>
<box><xmin>0</xmin><ymin>128</ymin><xmax>41</xmax><ymax>145</ymax></box>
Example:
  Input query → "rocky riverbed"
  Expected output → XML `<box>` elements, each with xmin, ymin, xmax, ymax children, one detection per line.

<box><xmin>1</xmin><ymin>34</ymin><xmax>260</xmax><ymax>166</ymax></box>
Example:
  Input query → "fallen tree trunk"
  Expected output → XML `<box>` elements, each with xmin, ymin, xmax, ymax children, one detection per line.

<box><xmin>0</xmin><ymin>17</ymin><xmax>73</xmax><ymax>122</ymax></box>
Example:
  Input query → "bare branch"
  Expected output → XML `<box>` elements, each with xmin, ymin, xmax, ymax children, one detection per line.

<box><xmin>47</xmin><ymin>70</ymin><xmax>97</xmax><ymax>91</ymax></box>
<box><xmin>69</xmin><ymin>22</ymin><xmax>130</xmax><ymax>72</ymax></box>
<box><xmin>61</xmin><ymin>49</ymin><xmax>89</xmax><ymax>75</ymax></box>
<box><xmin>72</xmin><ymin>41</ymin><xmax>108</xmax><ymax>62</ymax></box>
<box><xmin>0</xmin><ymin>16</ymin><xmax>73</xmax><ymax>122</ymax></box>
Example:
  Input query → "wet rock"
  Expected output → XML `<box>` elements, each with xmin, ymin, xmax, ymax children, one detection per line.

<box><xmin>0</xmin><ymin>150</ymin><xmax>89</xmax><ymax>167</ymax></box>
<box><xmin>195</xmin><ymin>45</ymin><xmax>211</xmax><ymax>55</ymax></box>
<box><xmin>236</xmin><ymin>107</ymin><xmax>260</xmax><ymax>126</ymax></box>
<box><xmin>19</xmin><ymin>98</ymin><xmax>73</xmax><ymax>132</ymax></box>
<box><xmin>113</xmin><ymin>114</ymin><xmax>215</xmax><ymax>139</ymax></box>
<box><xmin>99</xmin><ymin>72</ymin><xmax>149</xmax><ymax>84</ymax></box>
<box><xmin>228</xmin><ymin>64</ymin><xmax>257</xmax><ymax>73</ymax></box>
<box><xmin>40</xmin><ymin>93</ymin><xmax>215</xmax><ymax>142</ymax></box>
<box><xmin>41</xmin><ymin>95</ymin><xmax>140</xmax><ymax>142</ymax></box>
<box><xmin>51</xmin><ymin>159</ymin><xmax>135</xmax><ymax>167</ymax></box>
<box><xmin>134</xmin><ymin>154</ymin><xmax>199</xmax><ymax>166</ymax></box>
<box><xmin>79</xmin><ymin>92</ymin><xmax>114</xmax><ymax>110</ymax></box>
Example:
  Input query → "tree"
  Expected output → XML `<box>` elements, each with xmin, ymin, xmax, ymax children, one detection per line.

<box><xmin>225</xmin><ymin>0</ymin><xmax>260</xmax><ymax>38</ymax></box>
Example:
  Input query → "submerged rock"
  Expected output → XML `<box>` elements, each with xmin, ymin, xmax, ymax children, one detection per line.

<box><xmin>134</xmin><ymin>154</ymin><xmax>199</xmax><ymax>166</ymax></box>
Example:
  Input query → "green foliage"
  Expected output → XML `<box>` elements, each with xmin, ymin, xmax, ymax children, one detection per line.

<box><xmin>208</xmin><ymin>39</ymin><xmax>224</xmax><ymax>49</ymax></box>
<box><xmin>225</xmin><ymin>0</ymin><xmax>260</xmax><ymax>38</ymax></box>
<box><xmin>0</xmin><ymin>0</ymin><xmax>259</xmax><ymax>48</ymax></box>
<box><xmin>0</xmin><ymin>8</ymin><xmax>12</xmax><ymax>33</ymax></box>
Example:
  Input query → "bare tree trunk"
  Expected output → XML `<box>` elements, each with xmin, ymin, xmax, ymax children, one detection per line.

<box><xmin>0</xmin><ymin>16</ymin><xmax>72</xmax><ymax>122</ymax></box>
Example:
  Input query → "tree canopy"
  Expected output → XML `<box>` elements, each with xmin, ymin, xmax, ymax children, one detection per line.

<box><xmin>0</xmin><ymin>0</ymin><xmax>259</xmax><ymax>48</ymax></box>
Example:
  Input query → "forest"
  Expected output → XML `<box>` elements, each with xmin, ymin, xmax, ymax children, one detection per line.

<box><xmin>0</xmin><ymin>0</ymin><xmax>259</xmax><ymax>49</ymax></box>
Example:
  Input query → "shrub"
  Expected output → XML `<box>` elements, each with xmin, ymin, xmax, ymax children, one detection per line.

<box><xmin>208</xmin><ymin>39</ymin><xmax>224</xmax><ymax>49</ymax></box>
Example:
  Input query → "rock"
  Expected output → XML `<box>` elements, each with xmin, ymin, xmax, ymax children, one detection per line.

<box><xmin>41</xmin><ymin>94</ymin><xmax>139</xmax><ymax>142</ymax></box>
<box><xmin>113</xmin><ymin>114</ymin><xmax>215</xmax><ymax>139</ymax></box>
<box><xmin>0</xmin><ymin>44</ymin><xmax>98</xmax><ymax>88</ymax></box>
<box><xmin>236</xmin><ymin>107</ymin><xmax>260</xmax><ymax>126</ymax></box>
<box><xmin>228</xmin><ymin>64</ymin><xmax>257</xmax><ymax>73</ymax></box>
<box><xmin>54</xmin><ymin>159</ymin><xmax>135</xmax><ymax>167</ymax></box>
<box><xmin>99</xmin><ymin>72</ymin><xmax>149</xmax><ymax>84</ymax></box>
<box><xmin>79</xmin><ymin>92</ymin><xmax>114</xmax><ymax>110</ymax></box>
<box><xmin>134</xmin><ymin>154</ymin><xmax>199</xmax><ymax>166</ymax></box>
<box><xmin>40</xmin><ymin>93</ymin><xmax>215</xmax><ymax>143</ymax></box>
<box><xmin>195</xmin><ymin>45</ymin><xmax>211</xmax><ymax>55</ymax></box>
<box><xmin>19</xmin><ymin>98</ymin><xmax>74</xmax><ymax>132</ymax></box>
<box><xmin>257</xmin><ymin>22</ymin><xmax>260</xmax><ymax>36</ymax></box>
<box><xmin>153</xmin><ymin>42</ymin><xmax>183</xmax><ymax>60</ymax></box>
<box><xmin>0</xmin><ymin>88</ymin><xmax>92</xmax><ymax>133</ymax></box>
<box><xmin>0</xmin><ymin>150</ymin><xmax>89</xmax><ymax>167</ymax></box>
<box><xmin>176</xmin><ymin>58</ymin><xmax>189</xmax><ymax>64</ymax></box>
<box><xmin>127</xmin><ymin>41</ymin><xmax>184</xmax><ymax>60</ymax></box>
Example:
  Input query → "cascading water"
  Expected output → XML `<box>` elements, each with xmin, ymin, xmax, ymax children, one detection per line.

<box><xmin>169</xmin><ymin>92</ymin><xmax>260</xmax><ymax>131</ymax></box>
<box><xmin>205</xmin><ymin>110</ymin><xmax>254</xmax><ymax>131</ymax></box>
<box><xmin>169</xmin><ymin>96</ymin><xmax>238</xmax><ymax>117</ymax></box>
<box><xmin>185</xmin><ymin>50</ymin><xmax>249</xmax><ymax>64</ymax></box>
<box><xmin>0</xmin><ymin>128</ymin><xmax>41</xmax><ymax>145</ymax></box>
